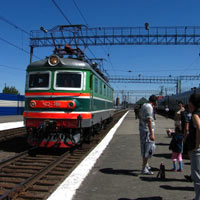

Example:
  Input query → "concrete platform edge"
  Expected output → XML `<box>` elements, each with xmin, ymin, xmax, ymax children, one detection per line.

<box><xmin>47</xmin><ymin>111</ymin><xmax>129</xmax><ymax>200</ymax></box>
<box><xmin>0</xmin><ymin>121</ymin><xmax>24</xmax><ymax>131</ymax></box>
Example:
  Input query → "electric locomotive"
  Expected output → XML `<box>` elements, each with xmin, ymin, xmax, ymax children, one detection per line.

<box><xmin>24</xmin><ymin>47</ymin><xmax>114</xmax><ymax>148</ymax></box>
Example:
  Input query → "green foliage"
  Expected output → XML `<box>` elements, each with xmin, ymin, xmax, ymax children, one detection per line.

<box><xmin>2</xmin><ymin>85</ymin><xmax>20</xmax><ymax>95</ymax></box>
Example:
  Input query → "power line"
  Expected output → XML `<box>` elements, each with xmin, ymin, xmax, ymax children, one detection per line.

<box><xmin>70</xmin><ymin>0</ymin><xmax>96</xmax><ymax>58</ymax></box>
<box><xmin>72</xmin><ymin>0</ymin><xmax>117</xmax><ymax>75</ymax></box>
<box><xmin>181</xmin><ymin>55</ymin><xmax>200</xmax><ymax>75</ymax></box>
<box><xmin>51</xmin><ymin>0</ymin><xmax>95</xmax><ymax>58</ymax></box>
<box><xmin>52</xmin><ymin>0</ymin><xmax>72</xmax><ymax>25</ymax></box>
<box><xmin>51</xmin><ymin>0</ymin><xmax>96</xmax><ymax>59</ymax></box>
<box><xmin>0</xmin><ymin>64</ymin><xmax>25</xmax><ymax>71</ymax></box>
<box><xmin>0</xmin><ymin>15</ymin><xmax>41</xmax><ymax>59</ymax></box>
<box><xmin>0</xmin><ymin>15</ymin><xmax>29</xmax><ymax>35</ymax></box>
<box><xmin>72</xmin><ymin>0</ymin><xmax>110</xmax><ymax>58</ymax></box>
<box><xmin>0</xmin><ymin>36</ymin><xmax>29</xmax><ymax>54</ymax></box>
<box><xmin>0</xmin><ymin>36</ymin><xmax>40</xmax><ymax>59</ymax></box>
<box><xmin>72</xmin><ymin>0</ymin><xmax>88</xmax><ymax>26</ymax></box>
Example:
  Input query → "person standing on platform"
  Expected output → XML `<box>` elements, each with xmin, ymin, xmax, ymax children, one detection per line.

<box><xmin>139</xmin><ymin>95</ymin><xmax>157</xmax><ymax>175</ymax></box>
<box><xmin>174</xmin><ymin>101</ymin><xmax>185</xmax><ymax>130</ymax></box>
<box><xmin>165</xmin><ymin>105</ymin><xmax>169</xmax><ymax>118</ymax></box>
<box><xmin>168</xmin><ymin>127</ymin><xmax>184</xmax><ymax>172</ymax></box>
<box><xmin>188</xmin><ymin>92</ymin><xmax>200</xmax><ymax>200</ymax></box>
<box><xmin>134</xmin><ymin>105</ymin><xmax>140</xmax><ymax>119</ymax></box>
<box><xmin>183</xmin><ymin>104</ymin><xmax>192</xmax><ymax>155</ymax></box>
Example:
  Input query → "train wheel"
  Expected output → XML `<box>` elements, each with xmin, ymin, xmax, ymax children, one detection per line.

<box><xmin>84</xmin><ymin>127</ymin><xmax>94</xmax><ymax>143</ymax></box>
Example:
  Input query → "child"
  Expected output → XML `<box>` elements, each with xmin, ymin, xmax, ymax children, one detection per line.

<box><xmin>167</xmin><ymin>127</ymin><xmax>184</xmax><ymax>172</ymax></box>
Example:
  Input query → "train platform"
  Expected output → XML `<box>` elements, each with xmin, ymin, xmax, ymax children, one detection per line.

<box><xmin>0</xmin><ymin>115</ymin><xmax>23</xmax><ymax>130</ymax></box>
<box><xmin>0</xmin><ymin>115</ymin><xmax>23</xmax><ymax>123</ymax></box>
<box><xmin>48</xmin><ymin>110</ymin><xmax>195</xmax><ymax>200</ymax></box>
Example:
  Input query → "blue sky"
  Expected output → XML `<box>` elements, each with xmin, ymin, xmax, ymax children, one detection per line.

<box><xmin>1</xmin><ymin>0</ymin><xmax>200</xmax><ymax>102</ymax></box>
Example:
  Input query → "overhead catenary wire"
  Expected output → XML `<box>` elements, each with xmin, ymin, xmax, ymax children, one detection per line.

<box><xmin>71</xmin><ymin>0</ymin><xmax>97</xmax><ymax>59</ymax></box>
<box><xmin>51</xmin><ymin>0</ymin><xmax>97</xmax><ymax>60</ymax></box>
<box><xmin>0</xmin><ymin>36</ymin><xmax>40</xmax><ymax>60</ymax></box>
<box><xmin>180</xmin><ymin>55</ymin><xmax>200</xmax><ymax>86</ymax></box>
<box><xmin>52</xmin><ymin>0</ymin><xmax>90</xmax><ymax>58</ymax></box>
<box><xmin>72</xmin><ymin>1</ymin><xmax>111</xmax><ymax>57</ymax></box>
<box><xmin>0</xmin><ymin>64</ymin><xmax>25</xmax><ymax>71</ymax></box>
<box><xmin>181</xmin><ymin>55</ymin><xmax>200</xmax><ymax>75</ymax></box>
<box><xmin>52</xmin><ymin>0</ymin><xmax>119</xmax><ymax>92</ymax></box>
<box><xmin>0</xmin><ymin>15</ymin><xmax>41</xmax><ymax>59</ymax></box>
<box><xmin>0</xmin><ymin>15</ymin><xmax>29</xmax><ymax>35</ymax></box>
<box><xmin>72</xmin><ymin>0</ymin><xmax>118</xmax><ymax>76</ymax></box>
<box><xmin>72</xmin><ymin>0</ymin><xmax>88</xmax><ymax>26</ymax></box>
<box><xmin>51</xmin><ymin>0</ymin><xmax>72</xmax><ymax>25</ymax></box>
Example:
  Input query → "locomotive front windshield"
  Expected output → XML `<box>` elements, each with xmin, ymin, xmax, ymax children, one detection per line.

<box><xmin>28</xmin><ymin>72</ymin><xmax>50</xmax><ymax>89</ymax></box>
<box><xmin>55</xmin><ymin>71</ymin><xmax>82</xmax><ymax>89</ymax></box>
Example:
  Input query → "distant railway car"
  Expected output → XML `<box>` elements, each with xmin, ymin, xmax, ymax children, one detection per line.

<box><xmin>157</xmin><ymin>88</ymin><xmax>199</xmax><ymax>115</ymax></box>
<box><xmin>24</xmin><ymin>54</ymin><xmax>114</xmax><ymax>148</ymax></box>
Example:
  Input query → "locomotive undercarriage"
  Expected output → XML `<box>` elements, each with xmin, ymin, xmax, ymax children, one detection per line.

<box><xmin>26</xmin><ymin>117</ymin><xmax>112</xmax><ymax>148</ymax></box>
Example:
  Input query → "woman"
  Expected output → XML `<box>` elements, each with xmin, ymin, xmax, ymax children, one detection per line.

<box><xmin>189</xmin><ymin>92</ymin><xmax>200</xmax><ymax>200</ymax></box>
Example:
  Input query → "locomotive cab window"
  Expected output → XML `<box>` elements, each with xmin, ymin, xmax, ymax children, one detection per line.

<box><xmin>27</xmin><ymin>71</ymin><xmax>50</xmax><ymax>90</ymax></box>
<box><xmin>54</xmin><ymin>71</ymin><xmax>83</xmax><ymax>90</ymax></box>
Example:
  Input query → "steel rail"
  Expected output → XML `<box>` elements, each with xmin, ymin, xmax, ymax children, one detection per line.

<box><xmin>0</xmin><ymin>150</ymin><xmax>70</xmax><ymax>200</ymax></box>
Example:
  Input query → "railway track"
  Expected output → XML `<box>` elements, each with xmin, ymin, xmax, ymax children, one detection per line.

<box><xmin>0</xmin><ymin>127</ymin><xmax>26</xmax><ymax>143</ymax></box>
<box><xmin>0</xmin><ymin>110</ymin><xmax>126</xmax><ymax>200</ymax></box>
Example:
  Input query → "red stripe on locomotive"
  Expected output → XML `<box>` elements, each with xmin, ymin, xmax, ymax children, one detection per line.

<box><xmin>25</xmin><ymin>92</ymin><xmax>90</xmax><ymax>97</ymax></box>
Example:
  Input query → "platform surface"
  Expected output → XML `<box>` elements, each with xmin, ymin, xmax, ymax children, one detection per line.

<box><xmin>0</xmin><ymin>115</ymin><xmax>23</xmax><ymax>131</ymax></box>
<box><xmin>0</xmin><ymin>115</ymin><xmax>23</xmax><ymax>123</ymax></box>
<box><xmin>72</xmin><ymin>110</ymin><xmax>194</xmax><ymax>200</ymax></box>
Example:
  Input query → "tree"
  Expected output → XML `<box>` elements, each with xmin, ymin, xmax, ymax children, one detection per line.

<box><xmin>2</xmin><ymin>85</ymin><xmax>20</xmax><ymax>95</ymax></box>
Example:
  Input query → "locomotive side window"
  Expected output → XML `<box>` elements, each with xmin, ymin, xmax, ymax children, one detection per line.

<box><xmin>28</xmin><ymin>72</ymin><xmax>50</xmax><ymax>89</ymax></box>
<box><xmin>100</xmin><ymin>81</ymin><xmax>103</xmax><ymax>95</ymax></box>
<box><xmin>54</xmin><ymin>71</ymin><xmax>82</xmax><ymax>90</ymax></box>
<box><xmin>94</xmin><ymin>78</ymin><xmax>98</xmax><ymax>93</ymax></box>
<box><xmin>104</xmin><ymin>84</ymin><xmax>106</xmax><ymax>96</ymax></box>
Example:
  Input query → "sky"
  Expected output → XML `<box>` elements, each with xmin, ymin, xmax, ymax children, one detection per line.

<box><xmin>1</xmin><ymin>0</ymin><xmax>200</xmax><ymax>103</ymax></box>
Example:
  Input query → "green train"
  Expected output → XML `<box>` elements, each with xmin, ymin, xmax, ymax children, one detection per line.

<box><xmin>24</xmin><ymin>54</ymin><xmax>114</xmax><ymax>148</ymax></box>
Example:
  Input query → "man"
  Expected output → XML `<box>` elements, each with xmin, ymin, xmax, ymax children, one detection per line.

<box><xmin>174</xmin><ymin>101</ymin><xmax>185</xmax><ymax>131</ymax></box>
<box><xmin>139</xmin><ymin>95</ymin><xmax>157</xmax><ymax>175</ymax></box>
<box><xmin>134</xmin><ymin>104</ymin><xmax>140</xmax><ymax>119</ymax></box>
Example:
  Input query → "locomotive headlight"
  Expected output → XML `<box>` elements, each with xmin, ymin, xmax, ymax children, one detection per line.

<box><xmin>67</xmin><ymin>101</ymin><xmax>76</xmax><ymax>109</ymax></box>
<box><xmin>48</xmin><ymin>55</ymin><xmax>59</xmax><ymax>66</ymax></box>
<box><xmin>30</xmin><ymin>100</ymin><xmax>36</xmax><ymax>108</ymax></box>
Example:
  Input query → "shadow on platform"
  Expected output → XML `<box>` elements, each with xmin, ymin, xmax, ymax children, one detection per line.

<box><xmin>156</xmin><ymin>142</ymin><xmax>169</xmax><ymax>146</ymax></box>
<box><xmin>118</xmin><ymin>197</ymin><xmax>162</xmax><ymax>200</ymax></box>
<box><xmin>99</xmin><ymin>168</ymin><xmax>139</xmax><ymax>176</ymax></box>
<box><xmin>140</xmin><ymin>176</ymin><xmax>187</xmax><ymax>182</ymax></box>
<box><xmin>153</xmin><ymin>153</ymin><xmax>171</xmax><ymax>159</ymax></box>
<box><xmin>160</xmin><ymin>185</ymin><xmax>194</xmax><ymax>191</ymax></box>
<box><xmin>184</xmin><ymin>161</ymin><xmax>191</xmax><ymax>165</ymax></box>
